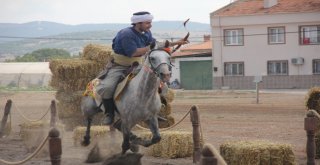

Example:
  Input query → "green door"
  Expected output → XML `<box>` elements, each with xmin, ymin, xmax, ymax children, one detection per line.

<box><xmin>180</xmin><ymin>60</ymin><xmax>212</xmax><ymax>90</ymax></box>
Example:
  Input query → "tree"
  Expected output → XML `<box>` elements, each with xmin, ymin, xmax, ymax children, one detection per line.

<box><xmin>8</xmin><ymin>48</ymin><xmax>71</xmax><ymax>62</ymax></box>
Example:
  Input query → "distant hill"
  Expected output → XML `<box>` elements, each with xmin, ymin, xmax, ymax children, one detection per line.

<box><xmin>0</xmin><ymin>21</ymin><xmax>210</xmax><ymax>43</ymax></box>
<box><xmin>0</xmin><ymin>21</ymin><xmax>211</xmax><ymax>60</ymax></box>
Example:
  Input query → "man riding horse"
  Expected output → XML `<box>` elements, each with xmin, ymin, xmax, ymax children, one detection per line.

<box><xmin>96</xmin><ymin>11</ymin><xmax>189</xmax><ymax>125</ymax></box>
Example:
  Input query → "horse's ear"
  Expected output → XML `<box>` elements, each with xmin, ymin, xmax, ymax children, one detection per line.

<box><xmin>164</xmin><ymin>40</ymin><xmax>170</xmax><ymax>48</ymax></box>
<box><xmin>150</xmin><ymin>41</ymin><xmax>156</xmax><ymax>50</ymax></box>
<box><xmin>163</xmin><ymin>40</ymin><xmax>171</xmax><ymax>55</ymax></box>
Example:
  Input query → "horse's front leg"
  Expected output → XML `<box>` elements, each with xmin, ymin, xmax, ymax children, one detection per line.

<box><xmin>113</xmin><ymin>119</ymin><xmax>139</xmax><ymax>153</ymax></box>
<box><xmin>121</xmin><ymin>125</ymin><xmax>131</xmax><ymax>154</ymax></box>
<box><xmin>131</xmin><ymin>116</ymin><xmax>161</xmax><ymax>147</ymax></box>
<box><xmin>148</xmin><ymin>116</ymin><xmax>161</xmax><ymax>145</ymax></box>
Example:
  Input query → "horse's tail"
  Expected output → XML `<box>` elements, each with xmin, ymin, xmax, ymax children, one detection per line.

<box><xmin>82</xmin><ymin>117</ymin><xmax>92</xmax><ymax>146</ymax></box>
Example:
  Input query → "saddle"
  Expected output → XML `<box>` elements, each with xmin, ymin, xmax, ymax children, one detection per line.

<box><xmin>83</xmin><ymin>61</ymin><xmax>140</xmax><ymax>101</ymax></box>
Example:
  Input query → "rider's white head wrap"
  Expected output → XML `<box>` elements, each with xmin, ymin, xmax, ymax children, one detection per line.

<box><xmin>131</xmin><ymin>11</ymin><xmax>153</xmax><ymax>24</ymax></box>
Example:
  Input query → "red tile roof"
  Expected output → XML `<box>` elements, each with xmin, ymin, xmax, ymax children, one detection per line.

<box><xmin>181</xmin><ymin>40</ymin><xmax>212</xmax><ymax>51</ymax></box>
<box><xmin>212</xmin><ymin>0</ymin><xmax>320</xmax><ymax>17</ymax></box>
<box><xmin>171</xmin><ymin>40</ymin><xmax>212</xmax><ymax>58</ymax></box>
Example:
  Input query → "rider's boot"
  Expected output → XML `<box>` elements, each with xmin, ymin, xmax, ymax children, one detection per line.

<box><xmin>102</xmin><ymin>98</ymin><xmax>115</xmax><ymax>125</ymax></box>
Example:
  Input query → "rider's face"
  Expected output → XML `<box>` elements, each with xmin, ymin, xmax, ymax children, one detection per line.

<box><xmin>137</xmin><ymin>21</ymin><xmax>152</xmax><ymax>32</ymax></box>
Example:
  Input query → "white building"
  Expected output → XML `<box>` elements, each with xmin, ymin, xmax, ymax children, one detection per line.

<box><xmin>210</xmin><ymin>0</ymin><xmax>320</xmax><ymax>89</ymax></box>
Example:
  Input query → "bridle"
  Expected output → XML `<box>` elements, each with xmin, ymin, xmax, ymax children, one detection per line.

<box><xmin>145</xmin><ymin>49</ymin><xmax>173</xmax><ymax>76</ymax></box>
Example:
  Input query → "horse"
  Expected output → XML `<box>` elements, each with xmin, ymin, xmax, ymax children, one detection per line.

<box><xmin>80</xmin><ymin>45</ymin><xmax>172</xmax><ymax>154</ymax></box>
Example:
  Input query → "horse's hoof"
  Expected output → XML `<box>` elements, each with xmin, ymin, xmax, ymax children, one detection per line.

<box><xmin>151</xmin><ymin>136</ymin><xmax>161</xmax><ymax>144</ymax></box>
<box><xmin>81</xmin><ymin>140</ymin><xmax>90</xmax><ymax>146</ymax></box>
<box><xmin>81</xmin><ymin>136</ymin><xmax>90</xmax><ymax>146</ymax></box>
<box><xmin>130</xmin><ymin>144</ymin><xmax>140</xmax><ymax>153</ymax></box>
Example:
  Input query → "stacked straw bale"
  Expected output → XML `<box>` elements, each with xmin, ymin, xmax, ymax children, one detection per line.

<box><xmin>50</xmin><ymin>44</ymin><xmax>112</xmax><ymax>130</ymax></box>
<box><xmin>220</xmin><ymin>140</ymin><xmax>295</xmax><ymax>165</ymax></box>
<box><xmin>139</xmin><ymin>131</ymin><xmax>193</xmax><ymax>158</ymax></box>
<box><xmin>159</xmin><ymin>88</ymin><xmax>175</xmax><ymax>128</ymax></box>
<box><xmin>82</xmin><ymin>44</ymin><xmax>112</xmax><ymax>66</ymax></box>
<box><xmin>73</xmin><ymin>125</ymin><xmax>109</xmax><ymax>146</ymax></box>
<box><xmin>50</xmin><ymin>59</ymin><xmax>103</xmax><ymax>92</ymax></box>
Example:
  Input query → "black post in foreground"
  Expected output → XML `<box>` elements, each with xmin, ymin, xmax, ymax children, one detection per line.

<box><xmin>49</xmin><ymin>128</ymin><xmax>62</xmax><ymax>165</ymax></box>
<box><xmin>0</xmin><ymin>99</ymin><xmax>12</xmax><ymax>137</ymax></box>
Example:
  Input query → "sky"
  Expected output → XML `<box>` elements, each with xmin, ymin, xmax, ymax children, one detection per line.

<box><xmin>0</xmin><ymin>0</ymin><xmax>232</xmax><ymax>25</ymax></box>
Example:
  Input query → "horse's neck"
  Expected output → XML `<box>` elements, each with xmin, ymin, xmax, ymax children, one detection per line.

<box><xmin>132</xmin><ymin>64</ymin><xmax>159</xmax><ymax>98</ymax></box>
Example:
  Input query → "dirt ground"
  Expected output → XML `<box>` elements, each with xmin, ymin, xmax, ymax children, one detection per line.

<box><xmin>0</xmin><ymin>89</ymin><xmax>316</xmax><ymax>165</ymax></box>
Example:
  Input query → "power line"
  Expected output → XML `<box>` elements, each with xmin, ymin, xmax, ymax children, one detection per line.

<box><xmin>0</xmin><ymin>36</ymin><xmax>113</xmax><ymax>41</ymax></box>
<box><xmin>0</xmin><ymin>29</ymin><xmax>318</xmax><ymax>41</ymax></box>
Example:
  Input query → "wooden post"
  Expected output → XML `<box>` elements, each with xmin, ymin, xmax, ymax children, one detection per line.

<box><xmin>256</xmin><ymin>82</ymin><xmax>260</xmax><ymax>104</ymax></box>
<box><xmin>200</xmin><ymin>144</ymin><xmax>218</xmax><ymax>165</ymax></box>
<box><xmin>49</xmin><ymin>128</ymin><xmax>62</xmax><ymax>165</ymax></box>
<box><xmin>304</xmin><ymin>115</ymin><xmax>318</xmax><ymax>165</ymax></box>
<box><xmin>50</xmin><ymin>100</ymin><xmax>57</xmax><ymax>128</ymax></box>
<box><xmin>0</xmin><ymin>99</ymin><xmax>12</xmax><ymax>137</ymax></box>
<box><xmin>190</xmin><ymin>105</ymin><xmax>201</xmax><ymax>163</ymax></box>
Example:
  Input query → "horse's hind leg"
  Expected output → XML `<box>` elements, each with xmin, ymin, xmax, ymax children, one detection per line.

<box><xmin>82</xmin><ymin>117</ymin><xmax>92</xmax><ymax>146</ymax></box>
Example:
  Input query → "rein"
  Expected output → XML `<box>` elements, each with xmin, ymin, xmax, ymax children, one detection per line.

<box><xmin>146</xmin><ymin>49</ymin><xmax>173</xmax><ymax>76</ymax></box>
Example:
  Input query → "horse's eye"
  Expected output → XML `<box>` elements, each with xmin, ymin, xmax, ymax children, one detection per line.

<box><xmin>150</xmin><ymin>57</ymin><xmax>156</xmax><ymax>62</ymax></box>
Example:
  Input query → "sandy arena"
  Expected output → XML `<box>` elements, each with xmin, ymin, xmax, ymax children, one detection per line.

<box><xmin>0</xmin><ymin>89</ymin><xmax>317</xmax><ymax>164</ymax></box>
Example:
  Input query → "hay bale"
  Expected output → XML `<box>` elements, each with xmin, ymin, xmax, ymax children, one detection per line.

<box><xmin>82</xmin><ymin>44</ymin><xmax>112</xmax><ymax>66</ymax></box>
<box><xmin>165</xmin><ymin>88</ymin><xmax>175</xmax><ymax>103</ymax></box>
<box><xmin>139</xmin><ymin>131</ymin><xmax>193</xmax><ymax>158</ymax></box>
<box><xmin>305</xmin><ymin>87</ymin><xmax>320</xmax><ymax>113</ymax></box>
<box><xmin>158</xmin><ymin>115</ymin><xmax>175</xmax><ymax>128</ymax></box>
<box><xmin>73</xmin><ymin>125</ymin><xmax>109</xmax><ymax>146</ymax></box>
<box><xmin>55</xmin><ymin>90</ymin><xmax>82</xmax><ymax>119</ymax></box>
<box><xmin>19</xmin><ymin>121</ymin><xmax>64</xmax><ymax>156</ymax></box>
<box><xmin>220</xmin><ymin>141</ymin><xmax>295</xmax><ymax>165</ymax></box>
<box><xmin>49</xmin><ymin>59</ymin><xmax>103</xmax><ymax>91</ymax></box>
<box><xmin>138</xmin><ymin>115</ymin><xmax>175</xmax><ymax>129</ymax></box>
<box><xmin>55</xmin><ymin>90</ymin><xmax>83</xmax><ymax>103</ymax></box>
<box><xmin>159</xmin><ymin>103</ymin><xmax>172</xmax><ymax>117</ymax></box>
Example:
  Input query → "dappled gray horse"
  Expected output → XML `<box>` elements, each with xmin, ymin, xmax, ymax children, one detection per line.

<box><xmin>81</xmin><ymin>48</ymin><xmax>172</xmax><ymax>154</ymax></box>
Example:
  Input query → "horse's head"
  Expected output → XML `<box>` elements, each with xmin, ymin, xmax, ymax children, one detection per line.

<box><xmin>146</xmin><ymin>48</ymin><xmax>172</xmax><ymax>83</ymax></box>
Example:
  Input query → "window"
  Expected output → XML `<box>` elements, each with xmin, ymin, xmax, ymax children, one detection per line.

<box><xmin>224</xmin><ymin>29</ymin><xmax>244</xmax><ymax>46</ymax></box>
<box><xmin>300</xmin><ymin>25</ymin><xmax>320</xmax><ymax>45</ymax></box>
<box><xmin>224</xmin><ymin>62</ymin><xmax>244</xmax><ymax>76</ymax></box>
<box><xmin>268</xmin><ymin>27</ymin><xmax>285</xmax><ymax>44</ymax></box>
<box><xmin>267</xmin><ymin>60</ymin><xmax>288</xmax><ymax>75</ymax></box>
<box><xmin>313</xmin><ymin>59</ymin><xmax>320</xmax><ymax>74</ymax></box>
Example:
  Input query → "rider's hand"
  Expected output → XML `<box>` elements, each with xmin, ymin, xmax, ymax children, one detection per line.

<box><xmin>170</xmin><ymin>39</ymin><xmax>189</xmax><ymax>46</ymax></box>
<box><xmin>176</xmin><ymin>38</ymin><xmax>189</xmax><ymax>45</ymax></box>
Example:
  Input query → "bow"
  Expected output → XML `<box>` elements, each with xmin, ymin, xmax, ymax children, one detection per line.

<box><xmin>171</xmin><ymin>18</ymin><xmax>190</xmax><ymax>53</ymax></box>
